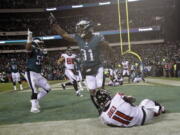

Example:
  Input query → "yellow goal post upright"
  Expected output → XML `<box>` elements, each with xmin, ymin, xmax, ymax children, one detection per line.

<box><xmin>117</xmin><ymin>0</ymin><xmax>142</xmax><ymax>62</ymax></box>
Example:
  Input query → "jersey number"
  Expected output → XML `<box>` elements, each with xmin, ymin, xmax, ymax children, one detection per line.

<box><xmin>107</xmin><ymin>106</ymin><xmax>133</xmax><ymax>125</ymax></box>
<box><xmin>81</xmin><ymin>49</ymin><xmax>94</xmax><ymax>61</ymax></box>
<box><xmin>67</xmin><ymin>58</ymin><xmax>74</xmax><ymax>64</ymax></box>
<box><xmin>36</xmin><ymin>55</ymin><xmax>43</xmax><ymax>65</ymax></box>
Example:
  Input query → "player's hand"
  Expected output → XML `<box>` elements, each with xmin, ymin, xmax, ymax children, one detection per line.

<box><xmin>27</xmin><ymin>28</ymin><xmax>32</xmax><ymax>36</ymax></box>
<box><xmin>49</xmin><ymin>12</ymin><xmax>57</xmax><ymax>25</ymax></box>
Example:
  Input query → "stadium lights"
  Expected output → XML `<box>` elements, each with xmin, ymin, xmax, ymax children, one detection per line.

<box><xmin>128</xmin><ymin>0</ymin><xmax>140</xmax><ymax>2</ymax></box>
<box><xmin>139</xmin><ymin>27</ymin><xmax>153</xmax><ymax>32</ymax></box>
<box><xmin>46</xmin><ymin>8</ymin><xmax>57</xmax><ymax>11</ymax></box>
<box><xmin>99</xmin><ymin>2</ymin><xmax>111</xmax><ymax>5</ymax></box>
<box><xmin>0</xmin><ymin>41</ymin><xmax>5</xmax><ymax>44</ymax></box>
<box><xmin>72</xmin><ymin>5</ymin><xmax>84</xmax><ymax>8</ymax></box>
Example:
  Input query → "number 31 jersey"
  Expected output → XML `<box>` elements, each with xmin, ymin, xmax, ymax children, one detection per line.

<box><xmin>61</xmin><ymin>53</ymin><xmax>76</xmax><ymax>70</ymax></box>
<box><xmin>100</xmin><ymin>93</ymin><xmax>144</xmax><ymax>127</ymax></box>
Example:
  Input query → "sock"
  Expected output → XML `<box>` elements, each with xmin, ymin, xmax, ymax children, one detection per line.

<box><xmin>20</xmin><ymin>84</ymin><xmax>23</xmax><ymax>90</ymax></box>
<box><xmin>73</xmin><ymin>80</ymin><xmax>78</xmax><ymax>92</ymax></box>
<box><xmin>65</xmin><ymin>82</ymin><xmax>72</xmax><ymax>86</ymax></box>
<box><xmin>37</xmin><ymin>89</ymin><xmax>48</xmax><ymax>100</ymax></box>
<box><xmin>13</xmin><ymin>86</ymin><xmax>17</xmax><ymax>90</ymax></box>
<box><xmin>78</xmin><ymin>81</ymin><xmax>83</xmax><ymax>90</ymax></box>
<box><xmin>31</xmin><ymin>93</ymin><xmax>38</xmax><ymax>99</ymax></box>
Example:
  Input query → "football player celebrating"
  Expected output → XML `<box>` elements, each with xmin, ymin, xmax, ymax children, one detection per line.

<box><xmin>96</xmin><ymin>90</ymin><xmax>165</xmax><ymax>127</ymax></box>
<box><xmin>9</xmin><ymin>58</ymin><xmax>23</xmax><ymax>90</ymax></box>
<box><xmin>49</xmin><ymin>13</ymin><xmax>114</xmax><ymax>113</ymax></box>
<box><xmin>25</xmin><ymin>29</ymin><xmax>51</xmax><ymax>113</ymax></box>
<box><xmin>57</xmin><ymin>47</ymin><xmax>83</xmax><ymax>97</ymax></box>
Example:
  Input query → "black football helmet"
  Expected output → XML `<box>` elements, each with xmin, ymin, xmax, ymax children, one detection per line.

<box><xmin>32</xmin><ymin>38</ymin><xmax>45</xmax><ymax>49</ymax></box>
<box><xmin>96</xmin><ymin>89</ymin><xmax>112</xmax><ymax>110</ymax></box>
<box><xmin>75</xmin><ymin>19</ymin><xmax>94</xmax><ymax>38</ymax></box>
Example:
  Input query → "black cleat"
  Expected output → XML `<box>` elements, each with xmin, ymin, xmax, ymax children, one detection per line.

<box><xmin>61</xmin><ymin>84</ymin><xmax>66</xmax><ymax>90</ymax></box>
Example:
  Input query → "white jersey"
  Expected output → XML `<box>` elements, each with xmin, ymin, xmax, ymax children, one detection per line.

<box><xmin>61</xmin><ymin>53</ymin><xmax>76</xmax><ymax>70</ymax></box>
<box><xmin>122</xmin><ymin>61</ymin><xmax>129</xmax><ymax>70</ymax></box>
<box><xmin>100</xmin><ymin>93</ymin><xmax>144</xmax><ymax>127</ymax></box>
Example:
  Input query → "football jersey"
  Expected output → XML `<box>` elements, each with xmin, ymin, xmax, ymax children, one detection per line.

<box><xmin>122</xmin><ymin>61</ymin><xmax>129</xmax><ymax>70</ymax></box>
<box><xmin>100</xmin><ymin>93</ymin><xmax>144</xmax><ymax>127</ymax></box>
<box><xmin>74</xmin><ymin>33</ymin><xmax>104</xmax><ymax>69</ymax></box>
<box><xmin>61</xmin><ymin>53</ymin><xmax>76</xmax><ymax>70</ymax></box>
<box><xmin>10</xmin><ymin>62</ymin><xmax>19</xmax><ymax>73</ymax></box>
<box><xmin>26</xmin><ymin>47</ymin><xmax>44</xmax><ymax>73</ymax></box>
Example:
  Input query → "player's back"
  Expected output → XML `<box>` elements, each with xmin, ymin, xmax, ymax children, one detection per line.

<box><xmin>61</xmin><ymin>53</ymin><xmax>76</xmax><ymax>70</ymax></box>
<box><xmin>100</xmin><ymin>93</ymin><xmax>143</xmax><ymax>127</ymax></box>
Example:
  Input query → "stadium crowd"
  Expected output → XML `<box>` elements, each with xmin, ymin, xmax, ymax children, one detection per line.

<box><xmin>0</xmin><ymin>41</ymin><xmax>180</xmax><ymax>83</ymax></box>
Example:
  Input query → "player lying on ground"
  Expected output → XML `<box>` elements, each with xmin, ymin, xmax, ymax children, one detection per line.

<box><xmin>25</xmin><ymin>29</ymin><xmax>51</xmax><ymax>113</ymax></box>
<box><xmin>57</xmin><ymin>47</ymin><xmax>83</xmax><ymax>96</ymax></box>
<box><xmin>49</xmin><ymin>13</ymin><xmax>114</xmax><ymax>113</ymax></box>
<box><xmin>95</xmin><ymin>90</ymin><xmax>165</xmax><ymax>127</ymax></box>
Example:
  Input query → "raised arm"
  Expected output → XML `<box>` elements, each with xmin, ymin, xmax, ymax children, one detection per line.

<box><xmin>26</xmin><ymin>29</ymin><xmax>33</xmax><ymax>51</ymax></box>
<box><xmin>49</xmin><ymin>13</ymin><xmax>77</xmax><ymax>43</ymax></box>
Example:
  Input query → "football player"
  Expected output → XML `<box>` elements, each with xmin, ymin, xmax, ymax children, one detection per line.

<box><xmin>57</xmin><ymin>47</ymin><xmax>83</xmax><ymax>96</ymax></box>
<box><xmin>8</xmin><ymin>58</ymin><xmax>23</xmax><ymax>90</ymax></box>
<box><xmin>49</xmin><ymin>13</ymin><xmax>114</xmax><ymax>113</ymax></box>
<box><xmin>96</xmin><ymin>90</ymin><xmax>165</xmax><ymax>127</ymax></box>
<box><xmin>25</xmin><ymin>29</ymin><xmax>51</xmax><ymax>113</ymax></box>
<box><xmin>121</xmin><ymin>58</ymin><xmax>130</xmax><ymax>83</ymax></box>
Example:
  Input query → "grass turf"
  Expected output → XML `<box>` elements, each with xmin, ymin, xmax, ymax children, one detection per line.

<box><xmin>0</xmin><ymin>83</ymin><xmax>180</xmax><ymax>125</ymax></box>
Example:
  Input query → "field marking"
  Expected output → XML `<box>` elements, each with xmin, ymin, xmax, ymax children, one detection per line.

<box><xmin>146</xmin><ymin>78</ymin><xmax>180</xmax><ymax>86</ymax></box>
<box><xmin>0</xmin><ymin>113</ymin><xmax>180</xmax><ymax>135</ymax></box>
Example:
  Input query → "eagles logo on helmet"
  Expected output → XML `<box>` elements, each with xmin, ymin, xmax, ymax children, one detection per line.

<box><xmin>75</xmin><ymin>19</ymin><xmax>94</xmax><ymax>38</ymax></box>
<box><xmin>32</xmin><ymin>38</ymin><xmax>45</xmax><ymax>49</ymax></box>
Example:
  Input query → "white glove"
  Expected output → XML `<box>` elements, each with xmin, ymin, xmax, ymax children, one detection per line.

<box><xmin>27</xmin><ymin>28</ymin><xmax>33</xmax><ymax>44</ymax></box>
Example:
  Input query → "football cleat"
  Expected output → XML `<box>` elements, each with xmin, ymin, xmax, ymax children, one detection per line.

<box><xmin>30</xmin><ymin>107</ymin><xmax>40</xmax><ymax>113</ymax></box>
<box><xmin>61</xmin><ymin>83</ymin><xmax>66</xmax><ymax>90</ymax></box>
<box><xmin>76</xmin><ymin>90</ymin><xmax>83</xmax><ymax>97</ymax></box>
<box><xmin>30</xmin><ymin>100</ymin><xmax>40</xmax><ymax>113</ymax></box>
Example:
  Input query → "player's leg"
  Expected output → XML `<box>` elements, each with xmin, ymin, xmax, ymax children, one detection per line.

<box><xmin>96</xmin><ymin>67</ymin><xmax>104</xmax><ymax>89</ymax></box>
<box><xmin>25</xmin><ymin>71</ymin><xmax>40</xmax><ymax>113</ymax></box>
<box><xmin>36</xmin><ymin>74</ymin><xmax>51</xmax><ymax>101</ymax></box>
<box><xmin>86</xmin><ymin>75</ymin><xmax>101</xmax><ymax>114</ymax></box>
<box><xmin>77</xmin><ymin>70</ymin><xmax>84</xmax><ymax>91</ymax></box>
<box><xmin>17</xmin><ymin>72</ymin><xmax>23</xmax><ymax>90</ymax></box>
<box><xmin>127</xmin><ymin>70</ymin><xmax>131</xmax><ymax>83</ymax></box>
<box><xmin>139</xmin><ymin>99</ymin><xmax>165</xmax><ymax>123</ymax></box>
<box><xmin>65</xmin><ymin>69</ymin><xmax>82</xmax><ymax>96</ymax></box>
<box><xmin>11</xmin><ymin>73</ymin><xmax>16</xmax><ymax>90</ymax></box>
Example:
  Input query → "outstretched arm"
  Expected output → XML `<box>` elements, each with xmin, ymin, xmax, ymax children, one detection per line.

<box><xmin>26</xmin><ymin>29</ymin><xmax>33</xmax><ymax>51</ymax></box>
<box><xmin>49</xmin><ymin>13</ymin><xmax>77</xmax><ymax>43</ymax></box>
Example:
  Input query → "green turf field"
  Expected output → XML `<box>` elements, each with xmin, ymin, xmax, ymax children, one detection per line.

<box><xmin>0</xmin><ymin>83</ymin><xmax>180</xmax><ymax>125</ymax></box>
<box><xmin>0</xmin><ymin>80</ymin><xmax>180</xmax><ymax>135</ymax></box>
